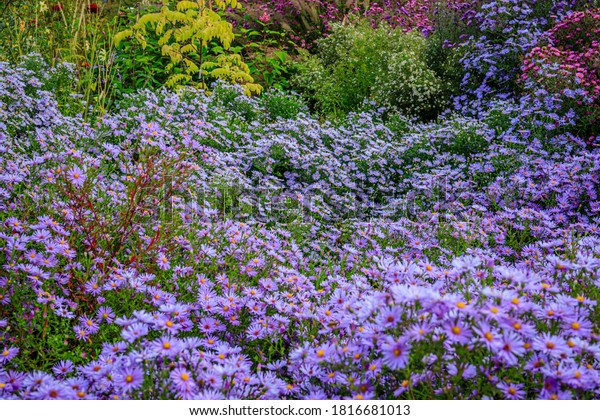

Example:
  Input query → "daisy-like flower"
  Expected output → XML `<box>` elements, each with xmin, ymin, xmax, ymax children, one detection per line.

<box><xmin>380</xmin><ymin>338</ymin><xmax>411</xmax><ymax>370</ymax></box>
<box><xmin>444</xmin><ymin>320</ymin><xmax>473</xmax><ymax>345</ymax></box>
<box><xmin>497</xmin><ymin>381</ymin><xmax>526</xmax><ymax>399</ymax></box>
<box><xmin>152</xmin><ymin>336</ymin><xmax>181</xmax><ymax>356</ymax></box>
<box><xmin>52</xmin><ymin>360</ymin><xmax>74</xmax><ymax>377</ymax></box>
<box><xmin>114</xmin><ymin>365</ymin><xmax>144</xmax><ymax>393</ymax></box>
<box><xmin>496</xmin><ymin>332</ymin><xmax>525</xmax><ymax>366</ymax></box>
<box><xmin>73</xmin><ymin>326</ymin><xmax>89</xmax><ymax>341</ymax></box>
<box><xmin>533</xmin><ymin>333</ymin><xmax>571</xmax><ymax>356</ymax></box>
<box><xmin>79</xmin><ymin>315</ymin><xmax>100</xmax><ymax>334</ymax></box>
<box><xmin>0</xmin><ymin>346</ymin><xmax>19</xmax><ymax>364</ymax></box>
<box><xmin>170</xmin><ymin>367</ymin><xmax>196</xmax><ymax>394</ymax></box>
<box><xmin>67</xmin><ymin>166</ymin><xmax>86</xmax><ymax>187</ymax></box>
<box><xmin>32</xmin><ymin>382</ymin><xmax>77</xmax><ymax>400</ymax></box>
<box><xmin>474</xmin><ymin>321</ymin><xmax>498</xmax><ymax>350</ymax></box>
<box><xmin>157</xmin><ymin>253</ymin><xmax>170</xmax><ymax>270</ymax></box>
<box><xmin>96</xmin><ymin>306</ymin><xmax>116</xmax><ymax>324</ymax></box>
<box><xmin>121</xmin><ymin>322</ymin><xmax>149</xmax><ymax>342</ymax></box>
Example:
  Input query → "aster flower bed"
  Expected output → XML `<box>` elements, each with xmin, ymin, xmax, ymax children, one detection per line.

<box><xmin>0</xmin><ymin>52</ymin><xmax>599</xmax><ymax>401</ymax></box>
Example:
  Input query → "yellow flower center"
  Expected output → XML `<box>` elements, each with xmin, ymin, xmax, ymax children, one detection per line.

<box><xmin>484</xmin><ymin>332</ymin><xmax>493</xmax><ymax>341</ymax></box>
<box><xmin>317</xmin><ymin>350</ymin><xmax>325</xmax><ymax>358</ymax></box>
<box><xmin>166</xmin><ymin>321</ymin><xmax>173</xmax><ymax>327</ymax></box>
<box><xmin>571</xmin><ymin>322</ymin><xmax>580</xmax><ymax>330</ymax></box>
<box><xmin>163</xmin><ymin>342</ymin><xmax>171</xmax><ymax>349</ymax></box>
<box><xmin>125</xmin><ymin>375</ymin><xmax>133</xmax><ymax>383</ymax></box>
<box><xmin>456</xmin><ymin>302</ymin><xmax>466</xmax><ymax>309</ymax></box>
<box><xmin>181</xmin><ymin>373</ymin><xmax>189</xmax><ymax>381</ymax></box>
<box><xmin>451</xmin><ymin>326</ymin><xmax>461</xmax><ymax>335</ymax></box>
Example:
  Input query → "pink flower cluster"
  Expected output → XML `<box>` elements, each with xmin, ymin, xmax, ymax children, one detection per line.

<box><xmin>522</xmin><ymin>9</ymin><xmax>600</xmax><ymax>98</ymax></box>
<box><xmin>242</xmin><ymin>0</ymin><xmax>475</xmax><ymax>46</ymax></box>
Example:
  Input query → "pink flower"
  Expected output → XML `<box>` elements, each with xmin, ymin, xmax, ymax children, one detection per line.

<box><xmin>259</xmin><ymin>12</ymin><xmax>270</xmax><ymax>23</ymax></box>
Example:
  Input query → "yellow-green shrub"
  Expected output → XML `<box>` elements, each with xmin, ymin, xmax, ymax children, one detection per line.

<box><xmin>115</xmin><ymin>0</ymin><xmax>261</xmax><ymax>95</ymax></box>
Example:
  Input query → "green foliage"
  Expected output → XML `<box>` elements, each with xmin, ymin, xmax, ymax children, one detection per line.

<box><xmin>115</xmin><ymin>0</ymin><xmax>261</xmax><ymax>95</ymax></box>
<box><xmin>259</xmin><ymin>89</ymin><xmax>307</xmax><ymax>120</ymax></box>
<box><xmin>113</xmin><ymin>6</ymin><xmax>172</xmax><ymax>95</ymax></box>
<box><xmin>291</xmin><ymin>21</ymin><xmax>448</xmax><ymax>120</ymax></box>
<box><xmin>0</xmin><ymin>0</ymin><xmax>120</xmax><ymax>116</ymax></box>
<box><xmin>236</xmin><ymin>21</ymin><xmax>294</xmax><ymax>90</ymax></box>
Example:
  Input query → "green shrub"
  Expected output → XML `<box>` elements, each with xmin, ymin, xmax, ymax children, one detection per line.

<box><xmin>290</xmin><ymin>21</ymin><xmax>448</xmax><ymax>120</ymax></box>
<box><xmin>259</xmin><ymin>89</ymin><xmax>307</xmax><ymax>120</ymax></box>
<box><xmin>115</xmin><ymin>0</ymin><xmax>261</xmax><ymax>95</ymax></box>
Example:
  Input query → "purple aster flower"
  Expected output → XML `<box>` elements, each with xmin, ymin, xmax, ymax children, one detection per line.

<box><xmin>114</xmin><ymin>365</ymin><xmax>144</xmax><ymax>393</ymax></box>
<box><xmin>496</xmin><ymin>332</ymin><xmax>525</xmax><ymax>366</ymax></box>
<box><xmin>533</xmin><ymin>334</ymin><xmax>571</xmax><ymax>356</ymax></box>
<box><xmin>152</xmin><ymin>336</ymin><xmax>181</xmax><ymax>356</ymax></box>
<box><xmin>170</xmin><ymin>367</ymin><xmax>196</xmax><ymax>394</ymax></box>
<box><xmin>380</xmin><ymin>338</ymin><xmax>411</xmax><ymax>370</ymax></box>
<box><xmin>96</xmin><ymin>306</ymin><xmax>116</xmax><ymax>324</ymax></box>
<box><xmin>157</xmin><ymin>253</ymin><xmax>170</xmax><ymax>270</ymax></box>
<box><xmin>32</xmin><ymin>382</ymin><xmax>77</xmax><ymax>400</ymax></box>
<box><xmin>52</xmin><ymin>360</ymin><xmax>74</xmax><ymax>377</ymax></box>
<box><xmin>497</xmin><ymin>382</ymin><xmax>526</xmax><ymax>399</ymax></box>
<box><xmin>79</xmin><ymin>315</ymin><xmax>100</xmax><ymax>334</ymax></box>
<box><xmin>0</xmin><ymin>346</ymin><xmax>19</xmax><ymax>364</ymax></box>
<box><xmin>444</xmin><ymin>320</ymin><xmax>473</xmax><ymax>345</ymax></box>
<box><xmin>121</xmin><ymin>322</ymin><xmax>149</xmax><ymax>342</ymax></box>
<box><xmin>67</xmin><ymin>166</ymin><xmax>86</xmax><ymax>187</ymax></box>
<box><xmin>73</xmin><ymin>326</ymin><xmax>89</xmax><ymax>341</ymax></box>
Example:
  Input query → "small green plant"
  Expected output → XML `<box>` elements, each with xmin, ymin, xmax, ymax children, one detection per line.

<box><xmin>115</xmin><ymin>0</ymin><xmax>262</xmax><ymax>94</ymax></box>
<box><xmin>260</xmin><ymin>89</ymin><xmax>307</xmax><ymax>120</ymax></box>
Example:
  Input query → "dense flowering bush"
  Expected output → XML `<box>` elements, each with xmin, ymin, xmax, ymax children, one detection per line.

<box><xmin>521</xmin><ymin>9</ymin><xmax>600</xmax><ymax>141</ymax></box>
<box><xmin>1</xmin><ymin>54</ymin><xmax>600</xmax><ymax>400</ymax></box>
<box><xmin>291</xmin><ymin>22</ymin><xmax>447</xmax><ymax>119</ymax></box>
<box><xmin>456</xmin><ymin>0</ymin><xmax>577</xmax><ymax>108</ymax></box>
